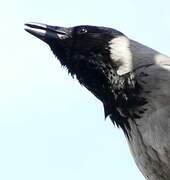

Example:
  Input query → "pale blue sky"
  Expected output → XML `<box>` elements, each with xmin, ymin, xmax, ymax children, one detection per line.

<box><xmin>0</xmin><ymin>0</ymin><xmax>170</xmax><ymax>179</ymax></box>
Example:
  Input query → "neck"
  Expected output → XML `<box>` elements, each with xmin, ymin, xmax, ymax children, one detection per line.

<box><xmin>103</xmin><ymin>72</ymin><xmax>147</xmax><ymax>135</ymax></box>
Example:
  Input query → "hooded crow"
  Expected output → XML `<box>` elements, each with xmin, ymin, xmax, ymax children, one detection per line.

<box><xmin>25</xmin><ymin>22</ymin><xmax>170</xmax><ymax>180</ymax></box>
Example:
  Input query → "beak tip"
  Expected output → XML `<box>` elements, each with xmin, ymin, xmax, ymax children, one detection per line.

<box><xmin>24</xmin><ymin>22</ymin><xmax>47</xmax><ymax>38</ymax></box>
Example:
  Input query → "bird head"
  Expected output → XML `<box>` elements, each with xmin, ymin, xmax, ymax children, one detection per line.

<box><xmin>25</xmin><ymin>22</ymin><xmax>145</xmax><ymax>134</ymax></box>
<box><xmin>25</xmin><ymin>22</ymin><xmax>125</xmax><ymax>71</ymax></box>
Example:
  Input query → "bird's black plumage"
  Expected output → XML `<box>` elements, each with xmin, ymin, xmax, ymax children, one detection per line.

<box><xmin>25</xmin><ymin>23</ymin><xmax>147</xmax><ymax>135</ymax></box>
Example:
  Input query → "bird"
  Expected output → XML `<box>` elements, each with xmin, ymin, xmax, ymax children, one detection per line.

<box><xmin>25</xmin><ymin>22</ymin><xmax>170</xmax><ymax>180</ymax></box>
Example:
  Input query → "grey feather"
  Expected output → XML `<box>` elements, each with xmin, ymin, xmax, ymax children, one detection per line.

<box><xmin>125</xmin><ymin>39</ymin><xmax>170</xmax><ymax>180</ymax></box>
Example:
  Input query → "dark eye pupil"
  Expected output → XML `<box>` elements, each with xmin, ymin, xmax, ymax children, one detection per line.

<box><xmin>79</xmin><ymin>28</ymin><xmax>87</xmax><ymax>34</ymax></box>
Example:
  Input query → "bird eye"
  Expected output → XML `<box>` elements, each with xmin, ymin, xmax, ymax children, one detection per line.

<box><xmin>78</xmin><ymin>28</ymin><xmax>87</xmax><ymax>34</ymax></box>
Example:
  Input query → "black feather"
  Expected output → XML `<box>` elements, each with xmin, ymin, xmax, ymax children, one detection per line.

<box><xmin>25</xmin><ymin>23</ymin><xmax>148</xmax><ymax>136</ymax></box>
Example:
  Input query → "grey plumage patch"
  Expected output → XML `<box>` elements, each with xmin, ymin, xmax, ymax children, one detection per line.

<box><xmin>109</xmin><ymin>36</ymin><xmax>133</xmax><ymax>75</ymax></box>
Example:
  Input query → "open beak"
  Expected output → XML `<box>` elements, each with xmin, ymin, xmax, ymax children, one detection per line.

<box><xmin>24</xmin><ymin>22</ymin><xmax>68</xmax><ymax>42</ymax></box>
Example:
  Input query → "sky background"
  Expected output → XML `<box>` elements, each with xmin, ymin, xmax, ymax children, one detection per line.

<box><xmin>0</xmin><ymin>0</ymin><xmax>170</xmax><ymax>179</ymax></box>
